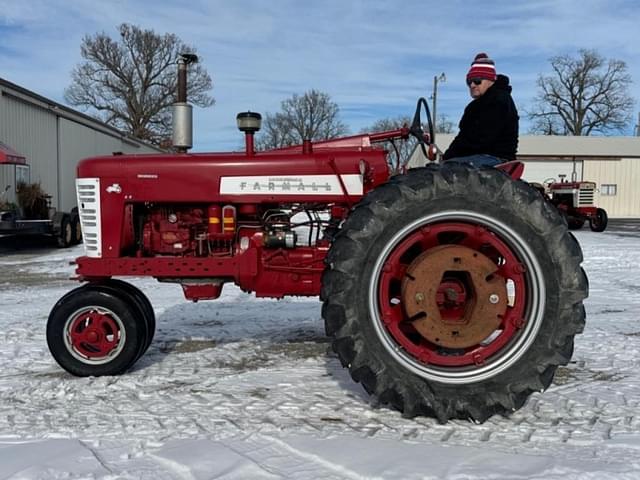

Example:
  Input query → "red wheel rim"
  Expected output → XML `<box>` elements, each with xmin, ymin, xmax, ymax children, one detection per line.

<box><xmin>64</xmin><ymin>308</ymin><xmax>124</xmax><ymax>362</ymax></box>
<box><xmin>378</xmin><ymin>222</ymin><xmax>527</xmax><ymax>368</ymax></box>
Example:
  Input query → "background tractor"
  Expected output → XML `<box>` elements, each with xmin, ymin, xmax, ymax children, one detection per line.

<box><xmin>47</xmin><ymin>56</ymin><xmax>587</xmax><ymax>423</ymax></box>
<box><xmin>542</xmin><ymin>175</ymin><xmax>608</xmax><ymax>232</ymax></box>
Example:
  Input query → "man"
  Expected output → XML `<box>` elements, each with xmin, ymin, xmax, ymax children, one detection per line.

<box><xmin>443</xmin><ymin>53</ymin><xmax>519</xmax><ymax>167</ymax></box>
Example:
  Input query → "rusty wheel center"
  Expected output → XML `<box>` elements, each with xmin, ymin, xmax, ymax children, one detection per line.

<box><xmin>401</xmin><ymin>244</ymin><xmax>508</xmax><ymax>349</ymax></box>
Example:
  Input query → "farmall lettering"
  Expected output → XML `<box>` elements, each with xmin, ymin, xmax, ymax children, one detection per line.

<box><xmin>46</xmin><ymin>56</ymin><xmax>587</xmax><ymax>424</ymax></box>
<box><xmin>220</xmin><ymin>175</ymin><xmax>363</xmax><ymax>195</ymax></box>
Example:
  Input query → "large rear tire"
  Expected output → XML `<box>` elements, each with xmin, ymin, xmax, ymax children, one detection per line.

<box><xmin>321</xmin><ymin>163</ymin><xmax>587</xmax><ymax>423</ymax></box>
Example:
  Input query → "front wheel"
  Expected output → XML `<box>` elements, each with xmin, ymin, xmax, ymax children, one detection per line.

<box><xmin>321</xmin><ymin>163</ymin><xmax>587</xmax><ymax>422</ymax></box>
<box><xmin>589</xmin><ymin>208</ymin><xmax>608</xmax><ymax>232</ymax></box>
<box><xmin>47</xmin><ymin>286</ymin><xmax>147</xmax><ymax>376</ymax></box>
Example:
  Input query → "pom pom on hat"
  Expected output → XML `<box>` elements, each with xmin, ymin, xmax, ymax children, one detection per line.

<box><xmin>467</xmin><ymin>53</ymin><xmax>497</xmax><ymax>82</ymax></box>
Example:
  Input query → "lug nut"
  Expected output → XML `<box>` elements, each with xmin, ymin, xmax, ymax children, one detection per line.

<box><xmin>415</xmin><ymin>292</ymin><xmax>425</xmax><ymax>304</ymax></box>
<box><xmin>489</xmin><ymin>294</ymin><xmax>500</xmax><ymax>304</ymax></box>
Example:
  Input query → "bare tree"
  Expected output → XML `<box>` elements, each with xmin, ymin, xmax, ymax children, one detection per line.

<box><xmin>528</xmin><ymin>49</ymin><xmax>634</xmax><ymax>135</ymax></box>
<box><xmin>362</xmin><ymin>116</ymin><xmax>414</xmax><ymax>173</ymax></box>
<box><xmin>361</xmin><ymin>112</ymin><xmax>453</xmax><ymax>173</ymax></box>
<box><xmin>65</xmin><ymin>23</ymin><xmax>214</xmax><ymax>146</ymax></box>
<box><xmin>256</xmin><ymin>90</ymin><xmax>348</xmax><ymax>150</ymax></box>
<box><xmin>435</xmin><ymin>113</ymin><xmax>455</xmax><ymax>134</ymax></box>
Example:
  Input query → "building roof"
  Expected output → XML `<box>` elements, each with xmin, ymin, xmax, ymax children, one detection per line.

<box><xmin>431</xmin><ymin>134</ymin><xmax>640</xmax><ymax>160</ymax></box>
<box><xmin>0</xmin><ymin>77</ymin><xmax>163</xmax><ymax>152</ymax></box>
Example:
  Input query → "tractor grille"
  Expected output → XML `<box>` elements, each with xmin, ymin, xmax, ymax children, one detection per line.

<box><xmin>75</xmin><ymin>178</ymin><xmax>102</xmax><ymax>257</ymax></box>
<box><xmin>578</xmin><ymin>185</ymin><xmax>595</xmax><ymax>206</ymax></box>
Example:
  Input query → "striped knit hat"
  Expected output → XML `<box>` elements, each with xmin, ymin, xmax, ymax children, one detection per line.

<box><xmin>467</xmin><ymin>53</ymin><xmax>497</xmax><ymax>82</ymax></box>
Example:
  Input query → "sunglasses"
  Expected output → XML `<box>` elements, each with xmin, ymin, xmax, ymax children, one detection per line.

<box><xmin>466</xmin><ymin>78</ymin><xmax>484</xmax><ymax>86</ymax></box>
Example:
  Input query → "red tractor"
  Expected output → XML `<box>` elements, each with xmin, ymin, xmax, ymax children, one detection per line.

<box><xmin>47</xmin><ymin>57</ymin><xmax>587</xmax><ymax>423</ymax></box>
<box><xmin>542</xmin><ymin>175</ymin><xmax>608</xmax><ymax>232</ymax></box>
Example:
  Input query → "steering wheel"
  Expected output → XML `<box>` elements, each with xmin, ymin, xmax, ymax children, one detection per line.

<box><xmin>409</xmin><ymin>97</ymin><xmax>435</xmax><ymax>160</ymax></box>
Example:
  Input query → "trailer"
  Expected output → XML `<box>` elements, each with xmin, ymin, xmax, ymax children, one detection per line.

<box><xmin>0</xmin><ymin>142</ymin><xmax>81</xmax><ymax>247</ymax></box>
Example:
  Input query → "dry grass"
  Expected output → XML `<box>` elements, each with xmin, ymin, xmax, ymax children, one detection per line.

<box><xmin>16</xmin><ymin>182</ymin><xmax>50</xmax><ymax>219</ymax></box>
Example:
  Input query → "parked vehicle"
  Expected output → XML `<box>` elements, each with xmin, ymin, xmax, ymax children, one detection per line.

<box><xmin>534</xmin><ymin>175</ymin><xmax>608</xmax><ymax>232</ymax></box>
<box><xmin>0</xmin><ymin>143</ymin><xmax>81</xmax><ymax>247</ymax></box>
<box><xmin>46</xmin><ymin>56</ymin><xmax>587</xmax><ymax>423</ymax></box>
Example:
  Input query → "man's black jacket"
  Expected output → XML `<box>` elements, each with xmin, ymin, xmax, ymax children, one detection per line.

<box><xmin>443</xmin><ymin>74</ymin><xmax>519</xmax><ymax>161</ymax></box>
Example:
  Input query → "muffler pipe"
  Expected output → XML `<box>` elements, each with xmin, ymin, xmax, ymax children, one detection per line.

<box><xmin>173</xmin><ymin>53</ymin><xmax>198</xmax><ymax>152</ymax></box>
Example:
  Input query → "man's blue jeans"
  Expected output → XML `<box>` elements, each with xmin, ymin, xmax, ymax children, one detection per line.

<box><xmin>444</xmin><ymin>154</ymin><xmax>502</xmax><ymax>167</ymax></box>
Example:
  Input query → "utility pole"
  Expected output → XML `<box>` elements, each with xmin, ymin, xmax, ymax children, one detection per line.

<box><xmin>431</xmin><ymin>73</ymin><xmax>446</xmax><ymax>142</ymax></box>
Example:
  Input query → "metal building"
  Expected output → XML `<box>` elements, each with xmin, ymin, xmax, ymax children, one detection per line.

<box><xmin>410</xmin><ymin>134</ymin><xmax>640</xmax><ymax>218</ymax></box>
<box><xmin>0</xmin><ymin>77</ymin><xmax>162</xmax><ymax>212</ymax></box>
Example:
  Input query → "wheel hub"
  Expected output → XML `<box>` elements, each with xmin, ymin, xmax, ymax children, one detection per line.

<box><xmin>401</xmin><ymin>244</ymin><xmax>508</xmax><ymax>349</ymax></box>
<box><xmin>68</xmin><ymin>310</ymin><xmax>121</xmax><ymax>359</ymax></box>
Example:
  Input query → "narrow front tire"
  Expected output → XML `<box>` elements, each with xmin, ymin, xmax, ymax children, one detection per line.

<box><xmin>47</xmin><ymin>286</ymin><xmax>147</xmax><ymax>376</ymax></box>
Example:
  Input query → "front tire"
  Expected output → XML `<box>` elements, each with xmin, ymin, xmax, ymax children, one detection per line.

<box><xmin>321</xmin><ymin>163</ymin><xmax>587</xmax><ymax>422</ymax></box>
<box><xmin>589</xmin><ymin>208</ymin><xmax>608</xmax><ymax>232</ymax></box>
<box><xmin>47</xmin><ymin>286</ymin><xmax>147</xmax><ymax>376</ymax></box>
<box><xmin>101</xmin><ymin>279</ymin><xmax>156</xmax><ymax>354</ymax></box>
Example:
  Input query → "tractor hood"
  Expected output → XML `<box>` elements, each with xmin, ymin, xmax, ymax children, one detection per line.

<box><xmin>76</xmin><ymin>148</ymin><xmax>390</xmax><ymax>203</ymax></box>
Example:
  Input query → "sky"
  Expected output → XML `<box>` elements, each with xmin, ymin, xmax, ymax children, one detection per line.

<box><xmin>1</xmin><ymin>0</ymin><xmax>639</xmax><ymax>151</ymax></box>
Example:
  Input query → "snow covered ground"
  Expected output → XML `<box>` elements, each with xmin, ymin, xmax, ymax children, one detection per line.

<box><xmin>1</xmin><ymin>224</ymin><xmax>640</xmax><ymax>479</ymax></box>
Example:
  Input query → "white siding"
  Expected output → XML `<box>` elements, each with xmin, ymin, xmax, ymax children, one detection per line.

<box><xmin>0</xmin><ymin>93</ymin><xmax>59</xmax><ymax>206</ymax></box>
<box><xmin>407</xmin><ymin>135</ymin><xmax>640</xmax><ymax>218</ymax></box>
<box><xmin>583</xmin><ymin>158</ymin><xmax>640</xmax><ymax>218</ymax></box>
<box><xmin>58</xmin><ymin>119</ymin><xmax>136</xmax><ymax>213</ymax></box>
<box><xmin>1</xmin><ymin>80</ymin><xmax>161</xmax><ymax>212</ymax></box>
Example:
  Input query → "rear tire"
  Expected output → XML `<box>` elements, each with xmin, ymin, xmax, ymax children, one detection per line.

<box><xmin>321</xmin><ymin>163</ymin><xmax>587</xmax><ymax>422</ymax></box>
<box><xmin>589</xmin><ymin>208</ymin><xmax>608</xmax><ymax>232</ymax></box>
<box><xmin>567</xmin><ymin>217</ymin><xmax>585</xmax><ymax>230</ymax></box>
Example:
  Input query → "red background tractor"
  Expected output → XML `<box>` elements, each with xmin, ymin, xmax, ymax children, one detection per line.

<box><xmin>543</xmin><ymin>175</ymin><xmax>608</xmax><ymax>232</ymax></box>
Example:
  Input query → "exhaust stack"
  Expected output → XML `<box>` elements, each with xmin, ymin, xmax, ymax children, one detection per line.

<box><xmin>172</xmin><ymin>53</ymin><xmax>198</xmax><ymax>152</ymax></box>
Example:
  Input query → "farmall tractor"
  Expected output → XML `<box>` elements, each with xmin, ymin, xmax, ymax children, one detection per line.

<box><xmin>541</xmin><ymin>175</ymin><xmax>608</xmax><ymax>232</ymax></box>
<box><xmin>47</xmin><ymin>56</ymin><xmax>587</xmax><ymax>423</ymax></box>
